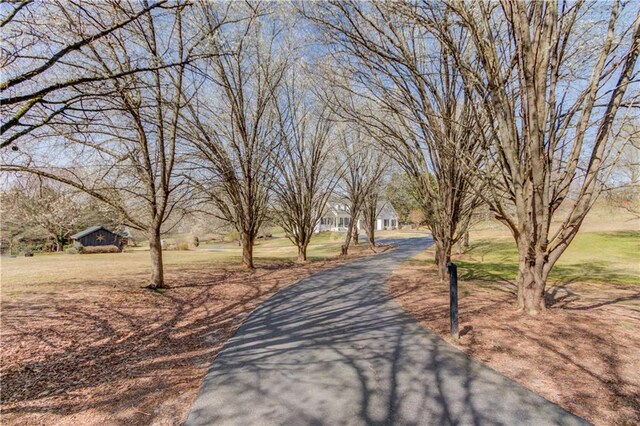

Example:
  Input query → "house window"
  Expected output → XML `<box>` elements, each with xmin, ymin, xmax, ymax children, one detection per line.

<box><xmin>391</xmin><ymin>219</ymin><xmax>396</xmax><ymax>228</ymax></box>
<box><xmin>338</xmin><ymin>217</ymin><xmax>350</xmax><ymax>227</ymax></box>
<box><xmin>384</xmin><ymin>219</ymin><xmax>389</xmax><ymax>228</ymax></box>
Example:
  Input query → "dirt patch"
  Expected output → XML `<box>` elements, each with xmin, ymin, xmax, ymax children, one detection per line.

<box><xmin>1</xmin><ymin>245</ymin><xmax>389</xmax><ymax>426</ymax></box>
<box><xmin>387</xmin><ymin>262</ymin><xmax>640</xmax><ymax>426</ymax></box>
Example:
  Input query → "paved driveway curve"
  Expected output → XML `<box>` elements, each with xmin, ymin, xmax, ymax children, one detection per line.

<box><xmin>185</xmin><ymin>236</ymin><xmax>587</xmax><ymax>426</ymax></box>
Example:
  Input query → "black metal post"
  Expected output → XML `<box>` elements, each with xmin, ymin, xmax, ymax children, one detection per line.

<box><xmin>447</xmin><ymin>262</ymin><xmax>459</xmax><ymax>339</ymax></box>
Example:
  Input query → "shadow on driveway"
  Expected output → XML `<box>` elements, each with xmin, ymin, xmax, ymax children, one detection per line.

<box><xmin>186</xmin><ymin>237</ymin><xmax>588</xmax><ymax>426</ymax></box>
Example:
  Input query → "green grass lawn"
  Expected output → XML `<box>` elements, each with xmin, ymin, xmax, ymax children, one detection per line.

<box><xmin>456</xmin><ymin>230</ymin><xmax>640</xmax><ymax>285</ymax></box>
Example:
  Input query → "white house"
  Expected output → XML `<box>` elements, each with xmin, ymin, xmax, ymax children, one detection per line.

<box><xmin>315</xmin><ymin>200</ymin><xmax>399</xmax><ymax>233</ymax></box>
<box><xmin>374</xmin><ymin>202</ymin><xmax>400</xmax><ymax>231</ymax></box>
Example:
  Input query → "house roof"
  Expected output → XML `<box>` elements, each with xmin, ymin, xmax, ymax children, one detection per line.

<box><xmin>70</xmin><ymin>225</ymin><xmax>120</xmax><ymax>239</ymax></box>
<box><xmin>378</xmin><ymin>201</ymin><xmax>399</xmax><ymax>218</ymax></box>
<box><xmin>325</xmin><ymin>204</ymin><xmax>350</xmax><ymax>217</ymax></box>
<box><xmin>321</xmin><ymin>200</ymin><xmax>399</xmax><ymax>219</ymax></box>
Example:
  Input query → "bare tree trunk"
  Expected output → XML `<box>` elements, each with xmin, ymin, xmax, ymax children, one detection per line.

<box><xmin>297</xmin><ymin>244</ymin><xmax>307</xmax><ymax>262</ymax></box>
<box><xmin>434</xmin><ymin>238</ymin><xmax>451</xmax><ymax>282</ymax></box>
<box><xmin>148</xmin><ymin>228</ymin><xmax>165</xmax><ymax>289</ymax></box>
<box><xmin>241</xmin><ymin>232</ymin><xmax>254</xmax><ymax>269</ymax></box>
<box><xmin>351</xmin><ymin>224</ymin><xmax>359</xmax><ymax>246</ymax></box>
<box><xmin>516</xmin><ymin>257</ymin><xmax>547</xmax><ymax>315</ymax></box>
<box><xmin>361</xmin><ymin>195</ymin><xmax>380</xmax><ymax>252</ymax></box>
<box><xmin>367</xmin><ymin>233</ymin><xmax>375</xmax><ymax>247</ymax></box>
<box><xmin>515</xmin><ymin>237</ymin><xmax>550</xmax><ymax>314</ymax></box>
<box><xmin>366</xmin><ymin>221</ymin><xmax>376</xmax><ymax>252</ymax></box>
<box><xmin>341</xmin><ymin>220</ymin><xmax>355</xmax><ymax>256</ymax></box>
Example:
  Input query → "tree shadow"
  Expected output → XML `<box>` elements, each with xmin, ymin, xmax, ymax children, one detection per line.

<box><xmin>0</xmin><ymin>258</ymin><xmax>345</xmax><ymax>425</ymax></box>
<box><xmin>458</xmin><ymin>259</ymin><xmax>638</xmax><ymax>288</ymax></box>
<box><xmin>1</xmin><ymin>237</ymin><xmax>594</xmax><ymax>425</ymax></box>
<box><xmin>546</xmin><ymin>284</ymin><xmax>640</xmax><ymax>311</ymax></box>
<box><xmin>388</xmin><ymin>255</ymin><xmax>640</xmax><ymax>425</ymax></box>
<box><xmin>185</xmin><ymin>239</ymin><xmax>586</xmax><ymax>426</ymax></box>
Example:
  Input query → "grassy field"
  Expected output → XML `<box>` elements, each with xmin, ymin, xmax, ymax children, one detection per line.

<box><xmin>447</xmin><ymin>204</ymin><xmax>640</xmax><ymax>286</ymax></box>
<box><xmin>456</xmin><ymin>230</ymin><xmax>640</xmax><ymax>286</ymax></box>
<box><xmin>0</xmin><ymin>229</ymin><xmax>422</xmax><ymax>292</ymax></box>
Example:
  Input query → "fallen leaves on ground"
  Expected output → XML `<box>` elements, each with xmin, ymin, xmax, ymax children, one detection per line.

<box><xmin>1</xmin><ymin>246</ymin><xmax>385</xmax><ymax>426</ymax></box>
<box><xmin>387</xmin><ymin>262</ymin><xmax>640</xmax><ymax>426</ymax></box>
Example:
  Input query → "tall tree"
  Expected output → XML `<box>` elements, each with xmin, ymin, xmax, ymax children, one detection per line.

<box><xmin>423</xmin><ymin>0</ymin><xmax>640</xmax><ymax>313</ymax></box>
<box><xmin>337</xmin><ymin>128</ymin><xmax>388</xmax><ymax>256</ymax></box>
<box><xmin>185</xmin><ymin>1</ymin><xmax>288</xmax><ymax>268</ymax></box>
<box><xmin>361</xmin><ymin>189</ymin><xmax>385</xmax><ymax>251</ymax></box>
<box><xmin>2</xmin><ymin>1</ymin><xmax>198</xmax><ymax>288</ymax></box>
<box><xmin>272</xmin><ymin>68</ymin><xmax>338</xmax><ymax>262</ymax></box>
<box><xmin>306</xmin><ymin>1</ymin><xmax>484</xmax><ymax>279</ymax></box>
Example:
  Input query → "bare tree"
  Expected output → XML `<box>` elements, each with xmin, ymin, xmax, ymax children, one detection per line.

<box><xmin>271</xmin><ymin>68</ymin><xmax>338</xmax><ymax>262</ymax></box>
<box><xmin>2</xmin><ymin>1</ymin><xmax>197</xmax><ymax>288</ymax></box>
<box><xmin>361</xmin><ymin>188</ymin><xmax>393</xmax><ymax>251</ymax></box>
<box><xmin>337</xmin><ymin>128</ymin><xmax>388</xmax><ymax>256</ymax></box>
<box><xmin>0</xmin><ymin>0</ymin><xmax>170</xmax><ymax>148</ymax></box>
<box><xmin>185</xmin><ymin>1</ymin><xmax>288</xmax><ymax>268</ymax></box>
<box><xmin>422</xmin><ymin>0</ymin><xmax>640</xmax><ymax>313</ymax></box>
<box><xmin>306</xmin><ymin>1</ymin><xmax>484</xmax><ymax>279</ymax></box>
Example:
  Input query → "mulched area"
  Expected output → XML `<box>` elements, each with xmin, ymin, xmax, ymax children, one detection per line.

<box><xmin>387</xmin><ymin>262</ymin><xmax>640</xmax><ymax>426</ymax></box>
<box><xmin>1</xmin><ymin>247</ymin><xmax>386</xmax><ymax>426</ymax></box>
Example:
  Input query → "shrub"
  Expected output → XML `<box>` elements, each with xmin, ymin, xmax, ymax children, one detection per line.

<box><xmin>225</xmin><ymin>230</ymin><xmax>240</xmax><ymax>242</ymax></box>
<box><xmin>81</xmin><ymin>245</ymin><xmax>120</xmax><ymax>254</ymax></box>
<box><xmin>176</xmin><ymin>234</ymin><xmax>199</xmax><ymax>248</ymax></box>
<box><xmin>177</xmin><ymin>242</ymin><xmax>189</xmax><ymax>251</ymax></box>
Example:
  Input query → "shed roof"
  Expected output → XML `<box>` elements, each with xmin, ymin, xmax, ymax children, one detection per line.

<box><xmin>71</xmin><ymin>225</ymin><xmax>120</xmax><ymax>240</ymax></box>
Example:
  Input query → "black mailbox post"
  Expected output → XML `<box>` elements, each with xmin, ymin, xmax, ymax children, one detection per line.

<box><xmin>447</xmin><ymin>262</ymin><xmax>459</xmax><ymax>339</ymax></box>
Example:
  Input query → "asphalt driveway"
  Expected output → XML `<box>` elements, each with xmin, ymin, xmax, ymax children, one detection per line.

<box><xmin>185</xmin><ymin>236</ymin><xmax>587</xmax><ymax>426</ymax></box>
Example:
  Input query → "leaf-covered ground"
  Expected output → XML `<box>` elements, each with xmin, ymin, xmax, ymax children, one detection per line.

<box><xmin>387</xmin><ymin>255</ymin><xmax>640</xmax><ymax>426</ymax></box>
<box><xmin>1</xmin><ymin>246</ymin><xmax>383</xmax><ymax>425</ymax></box>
